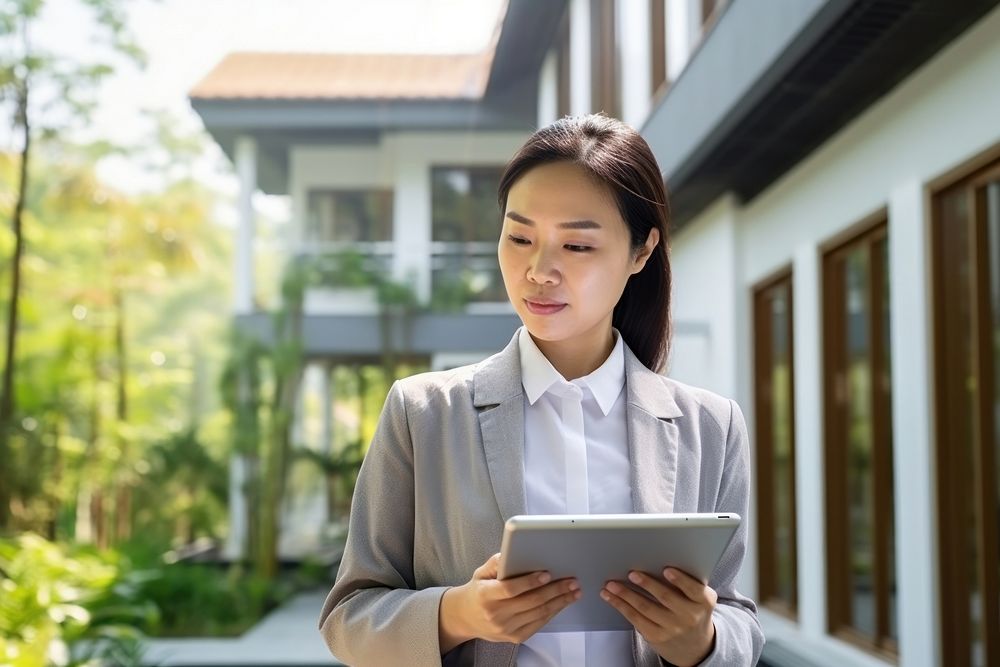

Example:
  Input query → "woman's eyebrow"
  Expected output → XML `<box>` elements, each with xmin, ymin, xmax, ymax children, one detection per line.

<box><xmin>505</xmin><ymin>210</ymin><xmax>602</xmax><ymax>229</ymax></box>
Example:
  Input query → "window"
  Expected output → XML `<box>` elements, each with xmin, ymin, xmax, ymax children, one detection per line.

<box><xmin>430</xmin><ymin>167</ymin><xmax>507</xmax><ymax>307</ymax></box>
<box><xmin>823</xmin><ymin>220</ymin><xmax>897</xmax><ymax>659</ymax></box>
<box><xmin>753</xmin><ymin>270</ymin><xmax>798</xmax><ymax>618</ymax></box>
<box><xmin>306</xmin><ymin>190</ymin><xmax>392</xmax><ymax>243</ymax></box>
<box><xmin>933</xmin><ymin>155</ymin><xmax>1000</xmax><ymax>667</ymax></box>
<box><xmin>590</xmin><ymin>0</ymin><xmax>619</xmax><ymax>117</ymax></box>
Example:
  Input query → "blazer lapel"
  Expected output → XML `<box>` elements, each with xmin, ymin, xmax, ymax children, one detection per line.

<box><xmin>624</xmin><ymin>346</ymin><xmax>683</xmax><ymax>514</ymax></box>
<box><xmin>473</xmin><ymin>331</ymin><xmax>527</xmax><ymax>523</ymax></box>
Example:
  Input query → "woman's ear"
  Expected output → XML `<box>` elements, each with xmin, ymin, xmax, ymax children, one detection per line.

<box><xmin>630</xmin><ymin>227</ymin><xmax>661</xmax><ymax>275</ymax></box>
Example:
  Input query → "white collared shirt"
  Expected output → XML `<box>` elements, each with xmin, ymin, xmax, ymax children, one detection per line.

<box><xmin>516</xmin><ymin>327</ymin><xmax>634</xmax><ymax>667</ymax></box>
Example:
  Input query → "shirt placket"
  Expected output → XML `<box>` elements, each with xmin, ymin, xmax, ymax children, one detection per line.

<box><xmin>558</xmin><ymin>384</ymin><xmax>588</xmax><ymax>514</ymax></box>
<box><xmin>556</xmin><ymin>383</ymin><xmax>588</xmax><ymax>666</ymax></box>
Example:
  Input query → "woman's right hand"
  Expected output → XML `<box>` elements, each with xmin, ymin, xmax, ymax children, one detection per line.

<box><xmin>438</xmin><ymin>553</ymin><xmax>581</xmax><ymax>652</ymax></box>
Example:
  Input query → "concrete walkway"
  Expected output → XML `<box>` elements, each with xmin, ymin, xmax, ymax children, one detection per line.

<box><xmin>142</xmin><ymin>590</ymin><xmax>342</xmax><ymax>666</ymax></box>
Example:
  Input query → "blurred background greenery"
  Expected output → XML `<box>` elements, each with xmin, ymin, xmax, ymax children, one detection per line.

<box><xmin>0</xmin><ymin>0</ymin><xmax>387</xmax><ymax>663</ymax></box>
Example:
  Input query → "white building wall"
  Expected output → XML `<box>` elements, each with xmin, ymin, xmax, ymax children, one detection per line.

<box><xmin>537</xmin><ymin>49</ymin><xmax>558</xmax><ymax>128</ymax></box>
<box><xmin>668</xmin><ymin>195</ymin><xmax>740</xmax><ymax>401</ymax></box>
<box><xmin>665</xmin><ymin>5</ymin><xmax>1000</xmax><ymax>666</ymax></box>
<box><xmin>618</xmin><ymin>0</ymin><xmax>651</xmax><ymax>129</ymax></box>
<box><xmin>234</xmin><ymin>136</ymin><xmax>258</xmax><ymax>314</ymax></box>
<box><xmin>569</xmin><ymin>0</ymin><xmax>591</xmax><ymax>115</ymax></box>
<box><xmin>665</xmin><ymin>0</ymin><xmax>697</xmax><ymax>82</ymax></box>
<box><xmin>887</xmin><ymin>180</ymin><xmax>940</xmax><ymax>667</ymax></box>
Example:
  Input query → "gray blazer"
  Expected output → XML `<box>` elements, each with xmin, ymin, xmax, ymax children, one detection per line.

<box><xmin>319</xmin><ymin>331</ymin><xmax>764</xmax><ymax>666</ymax></box>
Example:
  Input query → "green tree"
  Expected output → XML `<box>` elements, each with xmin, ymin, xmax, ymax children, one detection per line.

<box><xmin>0</xmin><ymin>129</ymin><xmax>232</xmax><ymax>546</ymax></box>
<box><xmin>0</xmin><ymin>0</ymin><xmax>144</xmax><ymax>530</ymax></box>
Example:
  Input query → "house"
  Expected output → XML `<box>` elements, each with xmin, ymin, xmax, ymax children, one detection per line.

<box><xmin>191</xmin><ymin>0</ymin><xmax>1000</xmax><ymax>664</ymax></box>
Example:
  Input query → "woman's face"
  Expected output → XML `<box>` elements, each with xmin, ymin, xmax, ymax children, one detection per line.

<box><xmin>498</xmin><ymin>161</ymin><xmax>657</xmax><ymax>349</ymax></box>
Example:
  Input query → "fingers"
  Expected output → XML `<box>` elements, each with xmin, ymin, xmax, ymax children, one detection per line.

<box><xmin>511</xmin><ymin>584</ymin><xmax>581</xmax><ymax>627</ymax></box>
<box><xmin>492</xmin><ymin>570</ymin><xmax>553</xmax><ymax>598</ymax></box>
<box><xmin>663</xmin><ymin>568</ymin><xmax>717</xmax><ymax>607</ymax></box>
<box><xmin>505</xmin><ymin>584</ymin><xmax>581</xmax><ymax>641</ymax></box>
<box><xmin>626</xmin><ymin>571</ymin><xmax>694</xmax><ymax>613</ymax></box>
<box><xmin>602</xmin><ymin>580</ymin><xmax>672</xmax><ymax>625</ymax></box>
<box><xmin>506</xmin><ymin>577</ymin><xmax>579</xmax><ymax>615</ymax></box>
<box><xmin>601</xmin><ymin>570</ymin><xmax>719</xmax><ymax>648</ymax></box>
<box><xmin>600</xmin><ymin>582</ymin><xmax>665</xmax><ymax>639</ymax></box>
<box><xmin>473</xmin><ymin>577</ymin><xmax>580</xmax><ymax>644</ymax></box>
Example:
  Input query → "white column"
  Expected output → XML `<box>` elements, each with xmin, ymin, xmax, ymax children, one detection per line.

<box><xmin>537</xmin><ymin>49</ymin><xmax>558</xmax><ymax>128</ymax></box>
<box><xmin>224</xmin><ymin>456</ymin><xmax>249</xmax><ymax>560</ymax></box>
<box><xmin>888</xmin><ymin>180</ymin><xmax>940</xmax><ymax>665</ymax></box>
<box><xmin>569</xmin><ymin>0</ymin><xmax>592</xmax><ymax>115</ymax></box>
<box><xmin>393</xmin><ymin>151</ymin><xmax>432</xmax><ymax>302</ymax></box>
<box><xmin>792</xmin><ymin>242</ymin><xmax>827</xmax><ymax>639</ymax></box>
<box><xmin>234</xmin><ymin>135</ymin><xmax>257</xmax><ymax>314</ymax></box>
<box><xmin>291</xmin><ymin>361</ymin><xmax>309</xmax><ymax>448</ymax></box>
<box><xmin>320</xmin><ymin>362</ymin><xmax>333</xmax><ymax>456</ymax></box>
<box><xmin>666</xmin><ymin>0</ymin><xmax>695</xmax><ymax>82</ymax></box>
<box><xmin>618</xmin><ymin>0</ymin><xmax>652</xmax><ymax>128</ymax></box>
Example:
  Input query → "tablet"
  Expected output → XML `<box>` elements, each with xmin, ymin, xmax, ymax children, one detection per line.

<box><xmin>497</xmin><ymin>513</ymin><xmax>740</xmax><ymax>633</ymax></box>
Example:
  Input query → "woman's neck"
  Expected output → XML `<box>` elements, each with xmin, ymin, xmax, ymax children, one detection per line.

<box><xmin>531</xmin><ymin>326</ymin><xmax>616</xmax><ymax>381</ymax></box>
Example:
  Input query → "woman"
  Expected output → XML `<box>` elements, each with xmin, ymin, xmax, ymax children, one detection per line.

<box><xmin>319</xmin><ymin>115</ymin><xmax>764</xmax><ymax>666</ymax></box>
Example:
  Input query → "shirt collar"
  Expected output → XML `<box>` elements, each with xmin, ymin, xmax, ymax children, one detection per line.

<box><xmin>517</xmin><ymin>326</ymin><xmax>625</xmax><ymax>416</ymax></box>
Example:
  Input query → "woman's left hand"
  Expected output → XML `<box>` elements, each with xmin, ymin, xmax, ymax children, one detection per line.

<box><xmin>601</xmin><ymin>567</ymin><xmax>717</xmax><ymax>667</ymax></box>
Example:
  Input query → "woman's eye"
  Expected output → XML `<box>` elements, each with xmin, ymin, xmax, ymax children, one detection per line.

<box><xmin>507</xmin><ymin>235</ymin><xmax>530</xmax><ymax>245</ymax></box>
<box><xmin>565</xmin><ymin>244</ymin><xmax>592</xmax><ymax>252</ymax></box>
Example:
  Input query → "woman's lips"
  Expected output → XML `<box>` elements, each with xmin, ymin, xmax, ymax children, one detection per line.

<box><xmin>524</xmin><ymin>299</ymin><xmax>567</xmax><ymax>315</ymax></box>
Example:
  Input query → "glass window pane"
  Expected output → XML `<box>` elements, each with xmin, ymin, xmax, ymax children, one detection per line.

<box><xmin>769</xmin><ymin>283</ymin><xmax>796</xmax><ymax>606</ymax></box>
<box><xmin>431</xmin><ymin>167</ymin><xmax>503</xmax><ymax>242</ymax></box>
<box><xmin>306</xmin><ymin>190</ymin><xmax>392</xmax><ymax>243</ymax></box>
<box><xmin>431</xmin><ymin>167</ymin><xmax>505</xmax><ymax>307</ymax></box>
<box><xmin>842</xmin><ymin>246</ymin><xmax>876</xmax><ymax>640</ymax></box>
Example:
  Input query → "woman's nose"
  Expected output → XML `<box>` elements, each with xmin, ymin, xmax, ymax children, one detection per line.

<box><xmin>527</xmin><ymin>247</ymin><xmax>560</xmax><ymax>285</ymax></box>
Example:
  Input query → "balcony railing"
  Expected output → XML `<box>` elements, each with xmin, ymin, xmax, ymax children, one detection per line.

<box><xmin>430</xmin><ymin>242</ymin><xmax>508</xmax><ymax>311</ymax></box>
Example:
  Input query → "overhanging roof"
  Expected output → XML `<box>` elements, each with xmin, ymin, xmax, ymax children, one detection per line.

<box><xmin>485</xmin><ymin>0</ymin><xmax>568</xmax><ymax>95</ymax></box>
<box><xmin>188</xmin><ymin>2</ymin><xmax>543</xmax><ymax>196</ymax></box>
<box><xmin>190</xmin><ymin>52</ymin><xmax>493</xmax><ymax>101</ymax></box>
<box><xmin>643</xmin><ymin>0</ymin><xmax>1000</xmax><ymax>228</ymax></box>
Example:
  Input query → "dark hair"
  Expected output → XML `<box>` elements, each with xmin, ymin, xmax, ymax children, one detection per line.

<box><xmin>497</xmin><ymin>114</ymin><xmax>672</xmax><ymax>372</ymax></box>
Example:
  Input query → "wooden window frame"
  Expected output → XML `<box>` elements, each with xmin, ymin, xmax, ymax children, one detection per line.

<box><xmin>590</xmin><ymin>0</ymin><xmax>619</xmax><ymax>117</ymax></box>
<box><xmin>650</xmin><ymin>0</ymin><xmax>667</xmax><ymax>97</ymax></box>
<box><xmin>932</xmin><ymin>155</ymin><xmax>1000</xmax><ymax>667</ymax></box>
<box><xmin>822</xmin><ymin>217</ymin><xmax>898</xmax><ymax>661</ymax></box>
<box><xmin>555</xmin><ymin>7</ymin><xmax>571</xmax><ymax>118</ymax></box>
<box><xmin>753</xmin><ymin>269</ymin><xmax>798</xmax><ymax>619</ymax></box>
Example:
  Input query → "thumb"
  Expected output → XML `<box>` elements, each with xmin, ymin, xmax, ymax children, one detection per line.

<box><xmin>474</xmin><ymin>553</ymin><xmax>501</xmax><ymax>580</ymax></box>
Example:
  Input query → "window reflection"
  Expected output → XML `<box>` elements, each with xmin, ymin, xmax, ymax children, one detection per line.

<box><xmin>754</xmin><ymin>274</ymin><xmax>797</xmax><ymax>617</ymax></box>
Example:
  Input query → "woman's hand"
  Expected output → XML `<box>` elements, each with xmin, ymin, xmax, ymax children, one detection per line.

<box><xmin>601</xmin><ymin>567</ymin><xmax>717</xmax><ymax>667</ymax></box>
<box><xmin>438</xmin><ymin>553</ymin><xmax>580</xmax><ymax>653</ymax></box>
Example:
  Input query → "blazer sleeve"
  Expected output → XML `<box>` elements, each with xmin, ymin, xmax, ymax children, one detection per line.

<box><xmin>691</xmin><ymin>399</ymin><xmax>765</xmax><ymax>666</ymax></box>
<box><xmin>318</xmin><ymin>381</ymin><xmax>450</xmax><ymax>666</ymax></box>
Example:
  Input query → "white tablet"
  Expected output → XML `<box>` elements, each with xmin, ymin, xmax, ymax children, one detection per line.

<box><xmin>497</xmin><ymin>513</ymin><xmax>740</xmax><ymax>633</ymax></box>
